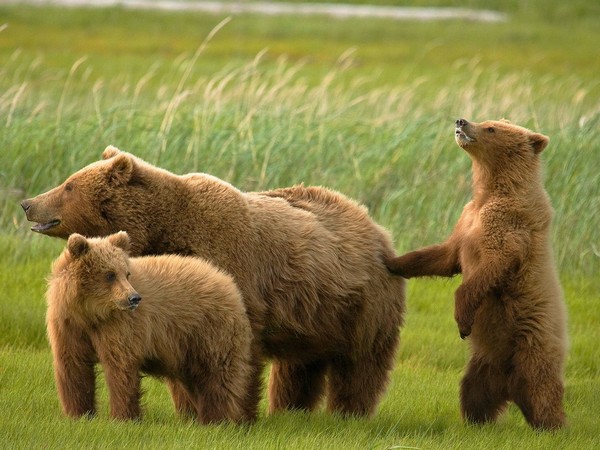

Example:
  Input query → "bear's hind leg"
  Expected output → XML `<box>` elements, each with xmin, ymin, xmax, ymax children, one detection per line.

<box><xmin>326</xmin><ymin>332</ymin><xmax>398</xmax><ymax>417</ymax></box>
<box><xmin>241</xmin><ymin>346</ymin><xmax>265</xmax><ymax>422</ymax></box>
<box><xmin>268</xmin><ymin>360</ymin><xmax>328</xmax><ymax>414</ymax></box>
<box><xmin>167</xmin><ymin>379</ymin><xmax>197</xmax><ymax>419</ymax></box>
<box><xmin>192</xmin><ymin>351</ymin><xmax>257</xmax><ymax>424</ymax></box>
<box><xmin>193</xmin><ymin>379</ymin><xmax>249</xmax><ymax>425</ymax></box>
<box><xmin>510</xmin><ymin>351</ymin><xmax>566</xmax><ymax>430</ymax></box>
<box><xmin>460</xmin><ymin>356</ymin><xmax>509</xmax><ymax>424</ymax></box>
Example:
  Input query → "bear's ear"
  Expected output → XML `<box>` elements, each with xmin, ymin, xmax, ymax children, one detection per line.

<box><xmin>500</xmin><ymin>118</ymin><xmax>512</xmax><ymax>124</ymax></box>
<box><xmin>107</xmin><ymin>153</ymin><xmax>134</xmax><ymax>186</ymax></box>
<box><xmin>108</xmin><ymin>231</ymin><xmax>130</xmax><ymax>252</ymax></box>
<box><xmin>102</xmin><ymin>145</ymin><xmax>121</xmax><ymax>160</ymax></box>
<box><xmin>529</xmin><ymin>132</ymin><xmax>549</xmax><ymax>154</ymax></box>
<box><xmin>68</xmin><ymin>234</ymin><xmax>89</xmax><ymax>258</ymax></box>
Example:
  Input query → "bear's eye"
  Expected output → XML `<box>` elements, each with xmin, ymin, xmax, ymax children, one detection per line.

<box><xmin>106</xmin><ymin>272</ymin><xmax>116</xmax><ymax>283</ymax></box>
<box><xmin>65</xmin><ymin>183</ymin><xmax>74</xmax><ymax>192</ymax></box>
<box><xmin>487</xmin><ymin>127</ymin><xmax>495</xmax><ymax>133</ymax></box>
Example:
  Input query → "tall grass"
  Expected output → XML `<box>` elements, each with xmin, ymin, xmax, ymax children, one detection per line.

<box><xmin>1</xmin><ymin>43</ymin><xmax>598</xmax><ymax>278</ymax></box>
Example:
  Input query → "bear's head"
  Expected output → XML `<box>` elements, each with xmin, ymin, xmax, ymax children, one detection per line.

<box><xmin>48</xmin><ymin>231</ymin><xmax>142</xmax><ymax>325</ymax></box>
<box><xmin>454</xmin><ymin>118</ymin><xmax>549</xmax><ymax>172</ymax></box>
<box><xmin>21</xmin><ymin>146</ymin><xmax>139</xmax><ymax>239</ymax></box>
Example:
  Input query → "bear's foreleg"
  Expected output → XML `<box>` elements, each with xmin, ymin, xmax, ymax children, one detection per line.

<box><xmin>460</xmin><ymin>355</ymin><xmax>509</xmax><ymax>425</ymax></box>
<box><xmin>268</xmin><ymin>360</ymin><xmax>328</xmax><ymax>414</ymax></box>
<box><xmin>102</xmin><ymin>363</ymin><xmax>142</xmax><ymax>420</ymax></box>
<box><xmin>326</xmin><ymin>331</ymin><xmax>399</xmax><ymax>417</ymax></box>
<box><xmin>455</xmin><ymin>231</ymin><xmax>527</xmax><ymax>338</ymax></box>
<box><xmin>49</xmin><ymin>321</ymin><xmax>97</xmax><ymax>418</ymax></box>
<box><xmin>385</xmin><ymin>242</ymin><xmax>460</xmax><ymax>279</ymax></box>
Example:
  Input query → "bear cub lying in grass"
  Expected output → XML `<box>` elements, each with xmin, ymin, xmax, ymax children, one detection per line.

<box><xmin>46</xmin><ymin>231</ymin><xmax>253</xmax><ymax>424</ymax></box>
<box><xmin>386</xmin><ymin>118</ymin><xmax>568</xmax><ymax>430</ymax></box>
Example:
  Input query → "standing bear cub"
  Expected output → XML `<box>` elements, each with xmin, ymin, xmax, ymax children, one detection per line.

<box><xmin>46</xmin><ymin>231</ymin><xmax>253</xmax><ymax>424</ymax></box>
<box><xmin>24</xmin><ymin>147</ymin><xmax>405</xmax><ymax>419</ymax></box>
<box><xmin>386</xmin><ymin>118</ymin><xmax>568</xmax><ymax>430</ymax></box>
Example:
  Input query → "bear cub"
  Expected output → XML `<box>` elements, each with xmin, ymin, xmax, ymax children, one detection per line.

<box><xmin>386</xmin><ymin>118</ymin><xmax>568</xmax><ymax>430</ymax></box>
<box><xmin>46</xmin><ymin>231</ymin><xmax>253</xmax><ymax>424</ymax></box>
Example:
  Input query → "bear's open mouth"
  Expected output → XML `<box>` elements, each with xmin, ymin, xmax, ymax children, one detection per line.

<box><xmin>31</xmin><ymin>220</ymin><xmax>61</xmax><ymax>233</ymax></box>
<box><xmin>455</xmin><ymin>128</ymin><xmax>476</xmax><ymax>143</ymax></box>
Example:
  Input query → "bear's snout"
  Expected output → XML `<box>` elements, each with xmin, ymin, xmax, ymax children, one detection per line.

<box><xmin>21</xmin><ymin>199</ymin><xmax>31</xmax><ymax>214</ymax></box>
<box><xmin>456</xmin><ymin>118</ymin><xmax>469</xmax><ymax>128</ymax></box>
<box><xmin>127</xmin><ymin>293</ymin><xmax>142</xmax><ymax>310</ymax></box>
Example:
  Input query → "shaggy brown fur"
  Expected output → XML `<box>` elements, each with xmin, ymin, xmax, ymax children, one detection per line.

<box><xmin>386</xmin><ymin>118</ymin><xmax>568</xmax><ymax>430</ymax></box>
<box><xmin>24</xmin><ymin>147</ymin><xmax>406</xmax><ymax>418</ymax></box>
<box><xmin>46</xmin><ymin>232</ymin><xmax>253</xmax><ymax>424</ymax></box>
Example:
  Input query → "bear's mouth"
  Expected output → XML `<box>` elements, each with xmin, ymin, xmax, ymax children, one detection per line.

<box><xmin>31</xmin><ymin>220</ymin><xmax>61</xmax><ymax>233</ymax></box>
<box><xmin>455</xmin><ymin>127</ymin><xmax>476</xmax><ymax>144</ymax></box>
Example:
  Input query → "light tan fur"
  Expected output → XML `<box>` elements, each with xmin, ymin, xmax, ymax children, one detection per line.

<box><xmin>46</xmin><ymin>232</ymin><xmax>253</xmax><ymax>424</ymax></box>
<box><xmin>386</xmin><ymin>118</ymin><xmax>568</xmax><ymax>430</ymax></box>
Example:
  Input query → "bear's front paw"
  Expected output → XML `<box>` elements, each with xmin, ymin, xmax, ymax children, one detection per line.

<box><xmin>454</xmin><ymin>285</ymin><xmax>476</xmax><ymax>339</ymax></box>
<box><xmin>384</xmin><ymin>255</ymin><xmax>413</xmax><ymax>278</ymax></box>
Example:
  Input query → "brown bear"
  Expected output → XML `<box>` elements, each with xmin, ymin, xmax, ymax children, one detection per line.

<box><xmin>46</xmin><ymin>231</ymin><xmax>253</xmax><ymax>424</ymax></box>
<box><xmin>386</xmin><ymin>118</ymin><xmax>568</xmax><ymax>430</ymax></box>
<box><xmin>23</xmin><ymin>147</ymin><xmax>406</xmax><ymax>419</ymax></box>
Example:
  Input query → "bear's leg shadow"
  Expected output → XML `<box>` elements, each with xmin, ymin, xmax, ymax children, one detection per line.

<box><xmin>460</xmin><ymin>355</ymin><xmax>509</xmax><ymax>424</ymax></box>
<box><xmin>167</xmin><ymin>379</ymin><xmax>197</xmax><ymax>419</ymax></box>
<box><xmin>267</xmin><ymin>360</ymin><xmax>328</xmax><ymax>414</ymax></box>
<box><xmin>509</xmin><ymin>346</ymin><xmax>566</xmax><ymax>430</ymax></box>
<box><xmin>326</xmin><ymin>331</ymin><xmax>399</xmax><ymax>417</ymax></box>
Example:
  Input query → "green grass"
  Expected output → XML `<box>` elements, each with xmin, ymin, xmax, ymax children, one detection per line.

<box><xmin>1</xmin><ymin>280</ymin><xmax>599</xmax><ymax>448</ymax></box>
<box><xmin>0</xmin><ymin>1</ymin><xmax>599</xmax><ymax>448</ymax></box>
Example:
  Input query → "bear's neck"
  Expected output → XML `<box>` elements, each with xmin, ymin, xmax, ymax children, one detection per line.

<box><xmin>124</xmin><ymin>172</ymin><xmax>247</xmax><ymax>262</ymax></box>
<box><xmin>124</xmin><ymin>175</ymin><xmax>190</xmax><ymax>256</ymax></box>
<box><xmin>471</xmin><ymin>159</ymin><xmax>542</xmax><ymax>206</ymax></box>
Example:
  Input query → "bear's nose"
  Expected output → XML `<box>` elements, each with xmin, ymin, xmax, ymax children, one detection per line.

<box><xmin>21</xmin><ymin>200</ymin><xmax>31</xmax><ymax>213</ymax></box>
<box><xmin>128</xmin><ymin>293</ymin><xmax>142</xmax><ymax>308</ymax></box>
<box><xmin>456</xmin><ymin>118</ymin><xmax>468</xmax><ymax>128</ymax></box>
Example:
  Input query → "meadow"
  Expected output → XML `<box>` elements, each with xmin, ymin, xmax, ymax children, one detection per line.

<box><xmin>0</xmin><ymin>1</ymin><xmax>599</xmax><ymax>448</ymax></box>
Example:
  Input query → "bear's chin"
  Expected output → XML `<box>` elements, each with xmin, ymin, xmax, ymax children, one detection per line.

<box><xmin>31</xmin><ymin>220</ymin><xmax>61</xmax><ymax>233</ymax></box>
<box><xmin>116</xmin><ymin>301</ymin><xmax>140</xmax><ymax>311</ymax></box>
<box><xmin>455</xmin><ymin>130</ymin><xmax>476</xmax><ymax>148</ymax></box>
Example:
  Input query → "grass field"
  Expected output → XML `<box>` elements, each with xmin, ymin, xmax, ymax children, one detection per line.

<box><xmin>1</xmin><ymin>1</ymin><xmax>599</xmax><ymax>448</ymax></box>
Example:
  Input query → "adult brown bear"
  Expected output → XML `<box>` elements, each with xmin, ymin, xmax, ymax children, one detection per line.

<box><xmin>386</xmin><ymin>119</ymin><xmax>568</xmax><ymax>430</ymax></box>
<box><xmin>23</xmin><ymin>147</ymin><xmax>406</xmax><ymax>419</ymax></box>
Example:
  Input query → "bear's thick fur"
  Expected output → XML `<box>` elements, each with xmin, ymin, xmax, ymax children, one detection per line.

<box><xmin>46</xmin><ymin>232</ymin><xmax>253</xmax><ymax>424</ymax></box>
<box><xmin>386</xmin><ymin>118</ymin><xmax>568</xmax><ymax>430</ymax></box>
<box><xmin>24</xmin><ymin>148</ymin><xmax>406</xmax><ymax>418</ymax></box>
